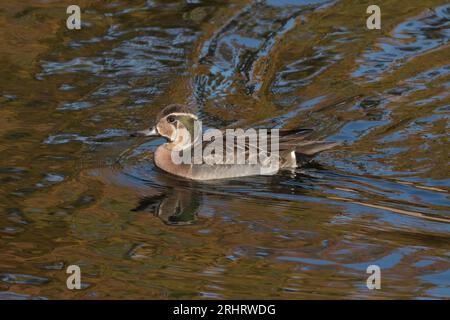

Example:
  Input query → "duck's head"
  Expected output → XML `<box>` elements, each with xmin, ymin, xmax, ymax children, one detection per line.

<box><xmin>132</xmin><ymin>104</ymin><xmax>200</xmax><ymax>150</ymax></box>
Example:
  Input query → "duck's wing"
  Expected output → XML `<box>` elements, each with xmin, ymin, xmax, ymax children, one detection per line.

<box><xmin>293</xmin><ymin>140</ymin><xmax>340</xmax><ymax>156</ymax></box>
<box><xmin>199</xmin><ymin>128</ymin><xmax>319</xmax><ymax>164</ymax></box>
<box><xmin>277</xmin><ymin>129</ymin><xmax>340</xmax><ymax>156</ymax></box>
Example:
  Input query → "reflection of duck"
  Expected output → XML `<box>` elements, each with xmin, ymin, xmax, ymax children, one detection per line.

<box><xmin>131</xmin><ymin>104</ymin><xmax>339</xmax><ymax>180</ymax></box>
<box><xmin>132</xmin><ymin>188</ymin><xmax>201</xmax><ymax>226</ymax></box>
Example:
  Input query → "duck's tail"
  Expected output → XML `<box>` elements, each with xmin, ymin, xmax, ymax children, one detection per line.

<box><xmin>279</xmin><ymin>140</ymin><xmax>340</xmax><ymax>168</ymax></box>
<box><xmin>273</xmin><ymin>129</ymin><xmax>340</xmax><ymax>167</ymax></box>
<box><xmin>293</xmin><ymin>140</ymin><xmax>341</xmax><ymax>156</ymax></box>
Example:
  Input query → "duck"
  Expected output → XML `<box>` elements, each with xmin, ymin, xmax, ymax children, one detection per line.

<box><xmin>131</xmin><ymin>104</ymin><xmax>339</xmax><ymax>180</ymax></box>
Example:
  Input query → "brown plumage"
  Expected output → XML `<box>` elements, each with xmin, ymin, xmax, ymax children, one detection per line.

<box><xmin>131</xmin><ymin>104</ymin><xmax>340</xmax><ymax>180</ymax></box>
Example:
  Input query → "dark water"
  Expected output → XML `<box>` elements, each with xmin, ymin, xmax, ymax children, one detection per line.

<box><xmin>0</xmin><ymin>0</ymin><xmax>449</xmax><ymax>299</ymax></box>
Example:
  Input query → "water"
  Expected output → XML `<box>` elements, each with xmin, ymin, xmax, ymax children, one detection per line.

<box><xmin>0</xmin><ymin>0</ymin><xmax>449</xmax><ymax>299</ymax></box>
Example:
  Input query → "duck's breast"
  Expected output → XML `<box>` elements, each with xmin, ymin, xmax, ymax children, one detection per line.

<box><xmin>154</xmin><ymin>146</ymin><xmax>192</xmax><ymax>178</ymax></box>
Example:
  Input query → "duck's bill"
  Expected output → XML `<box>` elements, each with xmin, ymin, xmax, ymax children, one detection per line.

<box><xmin>130</xmin><ymin>127</ymin><xmax>159</xmax><ymax>137</ymax></box>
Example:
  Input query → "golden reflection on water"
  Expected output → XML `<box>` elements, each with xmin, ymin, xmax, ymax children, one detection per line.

<box><xmin>0</xmin><ymin>0</ymin><xmax>449</xmax><ymax>299</ymax></box>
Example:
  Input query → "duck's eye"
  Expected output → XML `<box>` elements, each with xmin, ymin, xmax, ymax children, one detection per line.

<box><xmin>167</xmin><ymin>115</ymin><xmax>176</xmax><ymax>123</ymax></box>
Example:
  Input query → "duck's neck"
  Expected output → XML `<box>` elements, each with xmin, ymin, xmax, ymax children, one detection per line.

<box><xmin>166</xmin><ymin>122</ymin><xmax>202</xmax><ymax>151</ymax></box>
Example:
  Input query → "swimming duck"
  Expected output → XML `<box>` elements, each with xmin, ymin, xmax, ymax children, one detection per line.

<box><xmin>132</xmin><ymin>104</ymin><xmax>339</xmax><ymax>180</ymax></box>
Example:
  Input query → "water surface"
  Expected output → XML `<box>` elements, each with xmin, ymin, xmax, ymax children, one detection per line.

<box><xmin>0</xmin><ymin>0</ymin><xmax>449</xmax><ymax>299</ymax></box>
